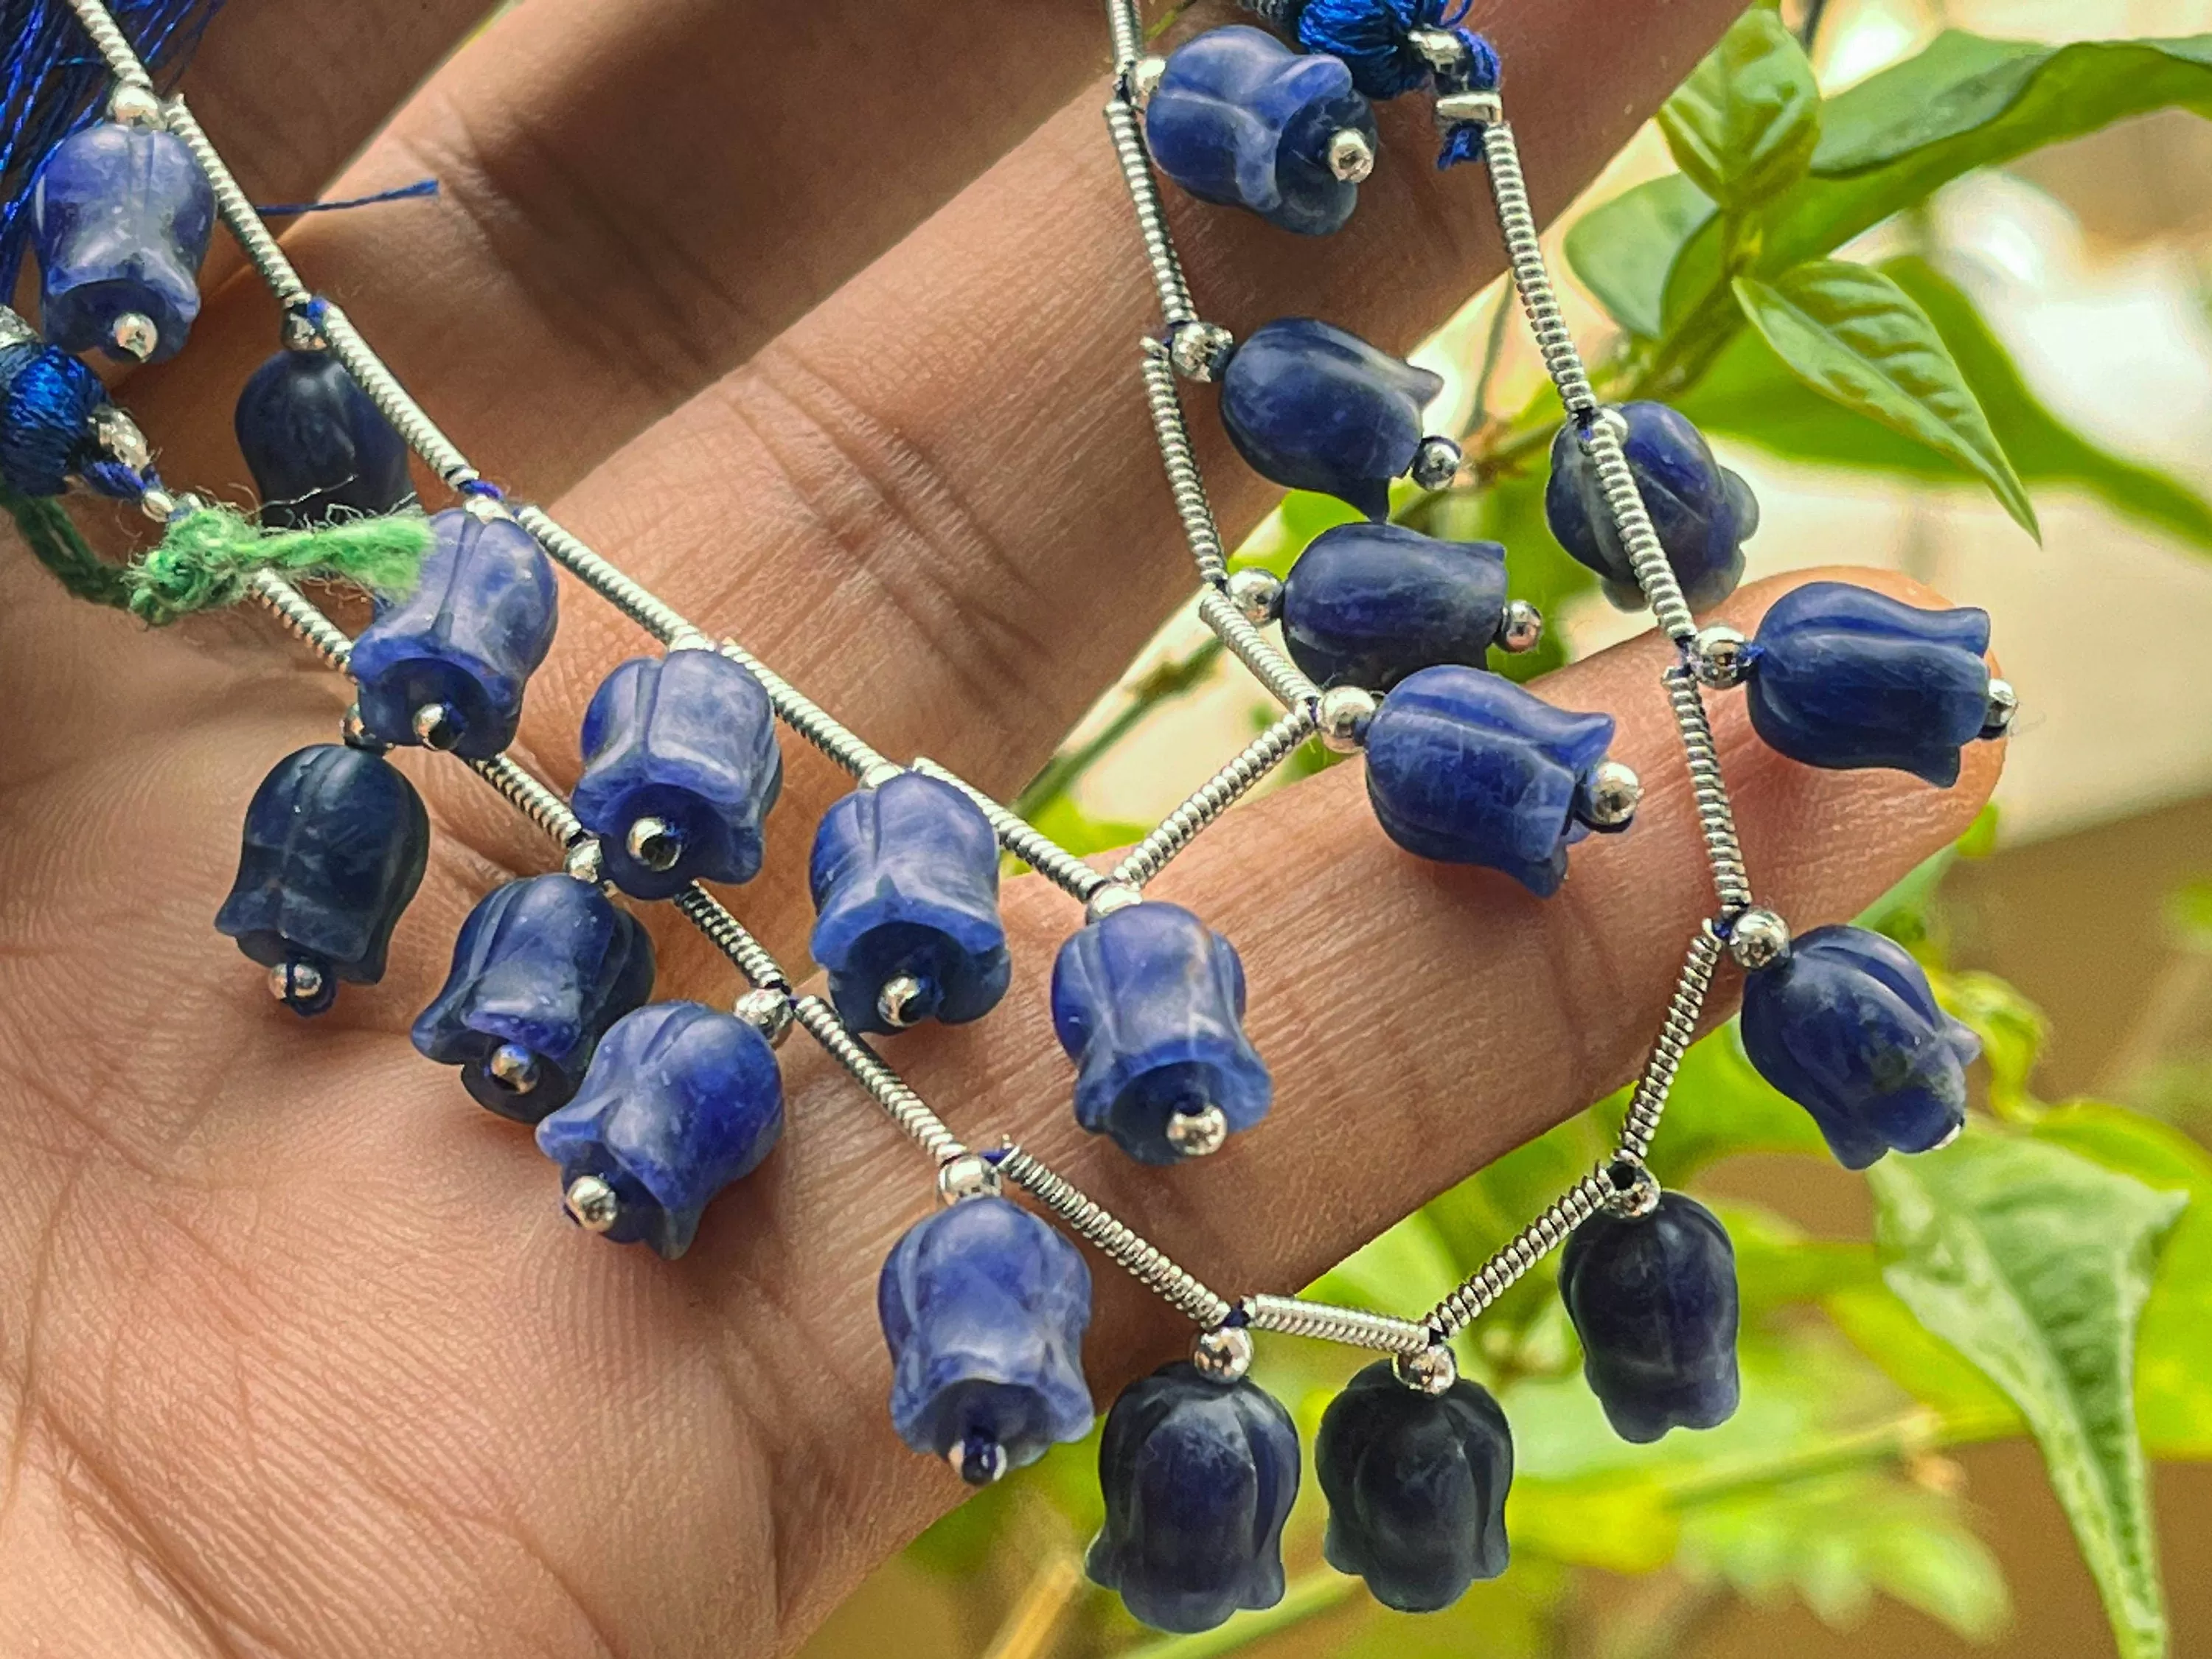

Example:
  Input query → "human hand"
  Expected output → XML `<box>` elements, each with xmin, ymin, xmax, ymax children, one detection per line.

<box><xmin>0</xmin><ymin>0</ymin><xmax>1994</xmax><ymax>1652</ymax></box>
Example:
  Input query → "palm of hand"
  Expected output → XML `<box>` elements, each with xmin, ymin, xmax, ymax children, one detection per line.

<box><xmin>0</xmin><ymin>1</ymin><xmax>1990</xmax><ymax>1654</ymax></box>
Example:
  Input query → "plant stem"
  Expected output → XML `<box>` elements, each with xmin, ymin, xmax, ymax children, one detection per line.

<box><xmin>981</xmin><ymin>1552</ymin><xmax>1087</xmax><ymax>1659</ymax></box>
<box><xmin>1113</xmin><ymin>1571</ymin><xmax>1362</xmax><ymax>1659</ymax></box>
<box><xmin>1469</xmin><ymin>283</ymin><xmax>1515</xmax><ymax>434</ymax></box>
<box><xmin>1015</xmin><ymin>637</ymin><xmax>1225</xmax><ymax>817</ymax></box>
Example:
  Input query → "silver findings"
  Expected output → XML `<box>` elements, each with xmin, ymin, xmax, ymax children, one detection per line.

<box><xmin>1224</xmin><ymin>568</ymin><xmax>1283</xmax><ymax>627</ymax></box>
<box><xmin>1165</xmin><ymin>1105</ymin><xmax>1228</xmax><ymax>1159</ymax></box>
<box><xmin>793</xmin><ymin>996</ymin><xmax>966</xmax><ymax>1163</ymax></box>
<box><xmin>248</xmin><ymin>572</ymin><xmax>354</xmax><ymax>672</ymax></box>
<box><xmin>1393</xmin><ymin>1344</ymin><xmax>1459</xmax><ymax>1396</ymax></box>
<box><xmin>1326</xmin><ymin>128</ymin><xmax>1376</xmax><ymax>184</ymax></box>
<box><xmin>1726</xmin><ymin>906</ymin><xmax>1792</xmax><ymax>972</ymax></box>
<box><xmin>936</xmin><ymin>1151</ymin><xmax>1004</xmax><ymax>1205</ymax></box>
<box><xmin>470</xmin><ymin>754</ymin><xmax>587</xmax><ymax>846</ymax></box>
<box><xmin>1192</xmin><ymin>1324</ymin><xmax>1256</xmax><ymax>1382</ymax></box>
<box><xmin>625</xmin><ymin>815</ymin><xmax>684</xmax><ymax>873</ymax></box>
<box><xmin>1602</xmin><ymin>1155</ymin><xmax>1662</xmax><ymax>1219</ymax></box>
<box><xmin>911</xmin><ymin>757</ymin><xmax>1106</xmax><ymax>905</ymax></box>
<box><xmin>1408</xmin><ymin>434</ymin><xmax>1462</xmax><ymax>492</ymax></box>
<box><xmin>565</xmin><ymin>1175</ymin><xmax>622</xmax><ymax>1234</ymax></box>
<box><xmin>1165</xmin><ymin>321</ymin><xmax>1235</xmax><ymax>384</ymax></box>
<box><xmin>733</xmin><ymin>987</ymin><xmax>795</xmax><ymax>1048</ymax></box>
<box><xmin>1477</xmin><ymin>122</ymin><xmax>1596</xmax><ymax>420</ymax></box>
<box><xmin>486</xmin><ymin>1043</ymin><xmax>541</xmax><ymax>1096</ymax></box>
<box><xmin>1111</xmin><ymin>703</ymin><xmax>1316</xmax><ymax>888</ymax></box>
<box><xmin>1103</xmin><ymin>92</ymin><xmax>1197</xmax><ymax>327</ymax></box>
<box><xmin>411</xmin><ymin>702</ymin><xmax>460</xmax><ymax>750</ymax></box>
<box><xmin>1125</xmin><ymin>54</ymin><xmax>1168</xmax><ymax>111</ymax></box>
<box><xmin>1573</xmin><ymin>758</ymin><xmax>1642</xmax><ymax>832</ymax></box>
<box><xmin>107</xmin><ymin>80</ymin><xmax>164</xmax><ymax>128</ymax></box>
<box><xmin>90</xmin><ymin>404</ymin><xmax>151</xmax><ymax>472</ymax></box>
<box><xmin>1615</xmin><ymin>925</ymin><xmax>1724</xmax><ymax>1165</ymax></box>
<box><xmin>266</xmin><ymin>959</ymin><xmax>323</xmax><ymax>1005</ymax></box>
<box><xmin>1196</xmin><ymin>588</ymin><xmax>1321</xmax><ymax>712</ymax></box>
<box><xmin>997</xmin><ymin>1144</ymin><xmax>1233</xmax><ymax>1327</ymax></box>
<box><xmin>1689</xmin><ymin>623</ymin><xmax>1752</xmax><ymax>689</ymax></box>
<box><xmin>1664</xmin><ymin>666</ymin><xmax>1756</xmax><ymax>914</ymax></box>
<box><xmin>1496</xmin><ymin>599</ymin><xmax>1544</xmax><ymax>655</ymax></box>
<box><xmin>1315</xmin><ymin>685</ymin><xmax>1377</xmax><ymax>754</ymax></box>
<box><xmin>1240</xmin><ymin>1294</ymin><xmax>1433</xmax><ymax>1356</ymax></box>
<box><xmin>1983</xmin><ymin>677</ymin><xmax>2018</xmax><ymax>740</ymax></box>
<box><xmin>1085</xmin><ymin>880</ymin><xmax>1145</xmax><ymax>923</ymax></box>
<box><xmin>1141</xmin><ymin>345</ymin><xmax>1231</xmax><ymax>582</ymax></box>
<box><xmin>1430</xmin><ymin>1172</ymin><xmax>1612</xmax><ymax>1338</ymax></box>
<box><xmin>877</xmin><ymin>974</ymin><xmax>927</xmax><ymax>1029</ymax></box>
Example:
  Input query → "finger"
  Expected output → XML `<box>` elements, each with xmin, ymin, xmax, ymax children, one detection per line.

<box><xmin>124</xmin><ymin>0</ymin><xmax>1121</xmax><ymax>497</ymax></box>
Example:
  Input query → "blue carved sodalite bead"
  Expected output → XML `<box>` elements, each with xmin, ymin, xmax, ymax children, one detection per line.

<box><xmin>1545</xmin><ymin>403</ymin><xmax>1758</xmax><ymax>611</ymax></box>
<box><xmin>234</xmin><ymin>348</ymin><xmax>414</xmax><ymax>529</ymax></box>
<box><xmin>1280</xmin><ymin>521</ymin><xmax>1508</xmax><ymax>690</ymax></box>
<box><xmin>1217</xmin><ymin>319</ymin><xmax>1442</xmax><ymax>519</ymax></box>
<box><xmin>30</xmin><ymin>122</ymin><xmax>215</xmax><ymax>364</ymax></box>
<box><xmin>350</xmin><ymin>508</ymin><xmax>559</xmax><ymax>760</ymax></box>
<box><xmin>215</xmin><ymin>744</ymin><xmax>431</xmax><ymax>1015</ymax></box>
<box><xmin>1144</xmin><ymin>27</ymin><xmax>1377</xmax><ymax>237</ymax></box>
<box><xmin>1747</xmin><ymin>581</ymin><xmax>1994</xmax><ymax>787</ymax></box>
<box><xmin>1739</xmin><ymin>925</ymin><xmax>1980</xmax><ymax>1170</ymax></box>
<box><xmin>1088</xmin><ymin>1364</ymin><xmax>1300</xmax><ymax>1634</ymax></box>
<box><xmin>1051</xmin><ymin>902</ymin><xmax>1271</xmax><ymax>1164</ymax></box>
<box><xmin>1560</xmin><ymin>1193</ymin><xmax>1741</xmax><ymax>1444</ymax></box>
<box><xmin>1315</xmin><ymin>1361</ymin><xmax>1513</xmax><ymax>1613</ymax></box>
<box><xmin>574</xmin><ymin>650</ymin><xmax>785</xmax><ymax>900</ymax></box>
<box><xmin>411</xmin><ymin>874</ymin><xmax>657</xmax><ymax>1123</ymax></box>
<box><xmin>877</xmin><ymin>1195</ymin><xmax>1094</xmax><ymax>1485</ymax></box>
<box><xmin>1364</xmin><ymin>665</ymin><xmax>1624</xmax><ymax>895</ymax></box>
<box><xmin>535</xmin><ymin>1001</ymin><xmax>784</xmax><ymax>1259</ymax></box>
<box><xmin>810</xmin><ymin>772</ymin><xmax>1010</xmax><ymax>1034</ymax></box>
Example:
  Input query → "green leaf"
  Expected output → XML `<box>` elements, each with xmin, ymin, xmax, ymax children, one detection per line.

<box><xmin>1931</xmin><ymin>968</ymin><xmax>2048</xmax><ymax>1119</ymax></box>
<box><xmin>2031</xmin><ymin>1102</ymin><xmax>2212</xmax><ymax>1459</ymax></box>
<box><xmin>1657</xmin><ymin>7</ymin><xmax>1823</xmax><ymax>211</ymax></box>
<box><xmin>1712</xmin><ymin>1200</ymin><xmax>1881</xmax><ymax>1316</ymax></box>
<box><xmin>1565</xmin><ymin>173</ymin><xmax>1714</xmax><ymax>338</ymax></box>
<box><xmin>1679</xmin><ymin>258</ymin><xmax>2212</xmax><ymax>557</ymax></box>
<box><xmin>1869</xmin><ymin>1134</ymin><xmax>2188</xmax><ymax>1658</ymax></box>
<box><xmin>1825</xmin><ymin>1283</ymin><xmax>2023</xmax><ymax>1439</ymax></box>
<box><xmin>1732</xmin><ymin>260</ymin><xmax>2039</xmax><ymax>539</ymax></box>
<box><xmin>1663</xmin><ymin>32</ymin><xmax>2212</xmax><ymax>334</ymax></box>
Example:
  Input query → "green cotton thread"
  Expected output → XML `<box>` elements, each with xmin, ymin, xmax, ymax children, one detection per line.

<box><xmin>125</xmin><ymin>503</ymin><xmax>433</xmax><ymax>625</ymax></box>
<box><xmin>2</xmin><ymin>481</ymin><xmax>434</xmax><ymax>625</ymax></box>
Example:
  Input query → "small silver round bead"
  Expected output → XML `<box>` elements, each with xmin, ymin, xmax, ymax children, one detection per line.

<box><xmin>1126</xmin><ymin>54</ymin><xmax>1168</xmax><ymax>110</ymax></box>
<box><xmin>109</xmin><ymin>83</ymin><xmax>164</xmax><ymax>128</ymax></box>
<box><xmin>280</xmin><ymin>307</ymin><xmax>327</xmax><ymax>352</ymax></box>
<box><xmin>732</xmin><ymin>987</ymin><xmax>794</xmax><ymax>1048</ymax></box>
<box><xmin>1085</xmin><ymin>881</ymin><xmax>1145</xmax><ymax>925</ymax></box>
<box><xmin>138</xmin><ymin>486</ymin><xmax>178</xmax><ymax>524</ymax></box>
<box><xmin>1394</xmin><ymin>1344</ymin><xmax>1458</xmax><ymax>1396</ymax></box>
<box><xmin>1192</xmin><ymin>1324</ymin><xmax>1255</xmax><ymax>1384</ymax></box>
<box><xmin>411</xmin><ymin>702</ymin><xmax>461</xmax><ymax>751</ymax></box>
<box><xmin>1727</xmin><ymin>906</ymin><xmax>1792</xmax><ymax>971</ymax></box>
<box><xmin>1405</xmin><ymin>27</ymin><xmax>1469</xmax><ymax>74</ymax></box>
<box><xmin>340</xmin><ymin>703</ymin><xmax>389</xmax><ymax>753</ymax></box>
<box><xmin>1604</xmin><ymin>1155</ymin><xmax>1662</xmax><ymax>1219</ymax></box>
<box><xmin>1408</xmin><ymin>435</ymin><xmax>1462</xmax><ymax>492</ymax></box>
<box><xmin>858</xmin><ymin>760</ymin><xmax>905</xmax><ymax>790</ymax></box>
<box><xmin>267</xmin><ymin>959</ymin><xmax>324</xmax><ymax>1005</ymax></box>
<box><xmin>877</xmin><ymin>974</ymin><xmax>928</xmax><ymax>1029</ymax></box>
<box><xmin>1316</xmin><ymin>685</ymin><xmax>1377</xmax><ymax>755</ymax></box>
<box><xmin>1690</xmin><ymin>623</ymin><xmax>1752</xmax><ymax>689</ymax></box>
<box><xmin>936</xmin><ymin>1151</ymin><xmax>1004</xmax><ymax>1205</ymax></box>
<box><xmin>563</xmin><ymin>838</ymin><xmax>608</xmax><ymax>887</ymax></box>
<box><xmin>462</xmin><ymin>491</ymin><xmax>512</xmax><ymax>524</ymax></box>
<box><xmin>1166</xmin><ymin>1105</ymin><xmax>1229</xmax><ymax>1159</ymax></box>
<box><xmin>1167</xmin><ymin>321</ymin><xmax>1236</xmax><ymax>384</ymax></box>
<box><xmin>1224</xmin><ymin>568</ymin><xmax>1284</xmax><ymax>627</ymax></box>
<box><xmin>485</xmin><ymin>1043</ymin><xmax>541</xmax><ymax>1096</ymax></box>
<box><xmin>565</xmin><ymin>1175</ymin><xmax>622</xmax><ymax>1234</ymax></box>
<box><xmin>108</xmin><ymin>310</ymin><xmax>159</xmax><ymax>363</ymax></box>
<box><xmin>1981</xmin><ymin>678</ymin><xmax>2017</xmax><ymax>741</ymax></box>
<box><xmin>91</xmin><ymin>406</ymin><xmax>151</xmax><ymax>472</ymax></box>
<box><xmin>1495</xmin><ymin>599</ymin><xmax>1544</xmax><ymax>655</ymax></box>
<box><xmin>1326</xmin><ymin>127</ymin><xmax>1376</xmax><ymax>184</ymax></box>
<box><xmin>625</xmin><ymin>815</ymin><xmax>684</xmax><ymax>873</ymax></box>
<box><xmin>1575</xmin><ymin>759</ymin><xmax>1642</xmax><ymax>832</ymax></box>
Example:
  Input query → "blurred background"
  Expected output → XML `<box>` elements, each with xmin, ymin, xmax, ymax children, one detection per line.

<box><xmin>804</xmin><ymin>2</ymin><xmax>2212</xmax><ymax>1655</ymax></box>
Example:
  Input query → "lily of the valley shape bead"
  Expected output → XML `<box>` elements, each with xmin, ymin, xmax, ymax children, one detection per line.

<box><xmin>236</xmin><ymin>345</ymin><xmax>416</xmax><ymax>529</ymax></box>
<box><xmin>1545</xmin><ymin>400</ymin><xmax>1759</xmax><ymax>611</ymax></box>
<box><xmin>31</xmin><ymin>119</ymin><xmax>214</xmax><ymax>364</ymax></box>
<box><xmin>1279</xmin><ymin>520</ymin><xmax>1509</xmax><ymax>690</ymax></box>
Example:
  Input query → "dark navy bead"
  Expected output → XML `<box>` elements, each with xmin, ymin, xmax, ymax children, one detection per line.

<box><xmin>234</xmin><ymin>347</ymin><xmax>414</xmax><ymax>530</ymax></box>
<box><xmin>1739</xmin><ymin>925</ymin><xmax>1980</xmax><ymax>1170</ymax></box>
<box><xmin>535</xmin><ymin>1001</ymin><xmax>784</xmax><ymax>1259</ymax></box>
<box><xmin>350</xmin><ymin>507</ymin><xmax>559</xmax><ymax>760</ymax></box>
<box><xmin>215</xmin><ymin>744</ymin><xmax>430</xmax><ymax>1015</ymax></box>
<box><xmin>1315</xmin><ymin>1360</ymin><xmax>1512</xmax><ymax>1613</ymax></box>
<box><xmin>1560</xmin><ymin>1193</ymin><xmax>1741</xmax><ymax>1444</ymax></box>
<box><xmin>1747</xmin><ymin>581</ymin><xmax>1993</xmax><ymax>787</ymax></box>
<box><xmin>1144</xmin><ymin>27</ymin><xmax>1377</xmax><ymax>237</ymax></box>
<box><xmin>1088</xmin><ymin>1363</ymin><xmax>1300</xmax><ymax>1634</ymax></box>
<box><xmin>1364</xmin><ymin>665</ymin><xmax>1623</xmax><ymax>895</ymax></box>
<box><xmin>1217</xmin><ymin>319</ymin><xmax>1442</xmax><ymax>520</ymax></box>
<box><xmin>1545</xmin><ymin>403</ymin><xmax>1757</xmax><ymax>611</ymax></box>
<box><xmin>574</xmin><ymin>650</ymin><xmax>785</xmax><ymax>900</ymax></box>
<box><xmin>1280</xmin><ymin>521</ymin><xmax>1508</xmax><ymax>690</ymax></box>
<box><xmin>1050</xmin><ymin>902</ymin><xmax>1271</xmax><ymax>1164</ymax></box>
<box><xmin>411</xmin><ymin>874</ymin><xmax>658</xmax><ymax>1123</ymax></box>
<box><xmin>810</xmin><ymin>772</ymin><xmax>1011</xmax><ymax>1034</ymax></box>
<box><xmin>30</xmin><ymin>121</ymin><xmax>215</xmax><ymax>364</ymax></box>
<box><xmin>877</xmin><ymin>1194</ymin><xmax>1094</xmax><ymax>1483</ymax></box>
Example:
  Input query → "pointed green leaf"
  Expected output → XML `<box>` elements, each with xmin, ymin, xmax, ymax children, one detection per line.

<box><xmin>1869</xmin><ymin>1135</ymin><xmax>2187</xmax><ymax>1659</ymax></box>
<box><xmin>1564</xmin><ymin>173</ymin><xmax>1714</xmax><ymax>338</ymax></box>
<box><xmin>1732</xmin><ymin>260</ymin><xmax>2038</xmax><ymax>539</ymax></box>
<box><xmin>1658</xmin><ymin>7</ymin><xmax>1822</xmax><ymax>211</ymax></box>
<box><xmin>1679</xmin><ymin>257</ymin><xmax>2212</xmax><ymax>557</ymax></box>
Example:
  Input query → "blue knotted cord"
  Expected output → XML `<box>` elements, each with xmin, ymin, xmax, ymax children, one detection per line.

<box><xmin>1289</xmin><ymin>0</ymin><xmax>1500</xmax><ymax>166</ymax></box>
<box><xmin>0</xmin><ymin>0</ymin><xmax>228</xmax><ymax>301</ymax></box>
<box><xmin>0</xmin><ymin>338</ymin><xmax>105</xmax><ymax>495</ymax></box>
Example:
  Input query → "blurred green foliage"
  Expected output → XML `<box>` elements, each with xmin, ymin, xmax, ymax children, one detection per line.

<box><xmin>951</xmin><ymin>10</ymin><xmax>2212</xmax><ymax>1658</ymax></box>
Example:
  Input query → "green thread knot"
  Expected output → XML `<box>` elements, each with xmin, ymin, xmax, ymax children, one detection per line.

<box><xmin>125</xmin><ymin>504</ymin><xmax>433</xmax><ymax>625</ymax></box>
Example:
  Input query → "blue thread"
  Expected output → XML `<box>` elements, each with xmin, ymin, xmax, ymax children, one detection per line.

<box><xmin>302</xmin><ymin>296</ymin><xmax>330</xmax><ymax>326</ymax></box>
<box><xmin>0</xmin><ymin>339</ymin><xmax>104</xmax><ymax>495</ymax></box>
<box><xmin>0</xmin><ymin>1</ymin><xmax>229</xmax><ymax>299</ymax></box>
<box><xmin>254</xmin><ymin>177</ymin><xmax>439</xmax><ymax>218</ymax></box>
<box><xmin>459</xmin><ymin>479</ymin><xmax>504</xmax><ymax>501</ymax></box>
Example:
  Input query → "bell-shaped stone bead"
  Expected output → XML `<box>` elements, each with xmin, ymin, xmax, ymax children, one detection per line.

<box><xmin>1315</xmin><ymin>1360</ymin><xmax>1514</xmax><ymax>1613</ymax></box>
<box><xmin>31</xmin><ymin>121</ymin><xmax>215</xmax><ymax>364</ymax></box>
<box><xmin>1144</xmin><ymin>27</ymin><xmax>1377</xmax><ymax>236</ymax></box>
<box><xmin>1217</xmin><ymin>318</ymin><xmax>1441</xmax><ymax>520</ymax></box>
<box><xmin>350</xmin><ymin>507</ymin><xmax>560</xmax><ymax>760</ymax></box>
<box><xmin>1280</xmin><ymin>521</ymin><xmax>1508</xmax><ymax>690</ymax></box>
<box><xmin>234</xmin><ymin>347</ymin><xmax>415</xmax><ymax>529</ymax></box>
<box><xmin>1545</xmin><ymin>403</ymin><xmax>1757</xmax><ymax>611</ymax></box>
<box><xmin>877</xmin><ymin>1194</ymin><xmax>1094</xmax><ymax>1484</ymax></box>
<box><xmin>1087</xmin><ymin>1363</ymin><xmax>1301</xmax><ymax>1634</ymax></box>
<box><xmin>535</xmin><ymin>1001</ymin><xmax>784</xmax><ymax>1259</ymax></box>
<box><xmin>412</xmin><ymin>873</ymin><xmax>658</xmax><ymax>1122</ymax></box>
<box><xmin>573</xmin><ymin>650</ymin><xmax>785</xmax><ymax>900</ymax></box>
<box><xmin>1050</xmin><ymin>902</ymin><xmax>1272</xmax><ymax>1164</ymax></box>
<box><xmin>1560</xmin><ymin>1192</ymin><xmax>1742</xmax><ymax>1444</ymax></box>
<box><xmin>215</xmin><ymin>744</ymin><xmax>430</xmax><ymax>1015</ymax></box>
<box><xmin>1739</xmin><ymin>924</ymin><xmax>1980</xmax><ymax>1169</ymax></box>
